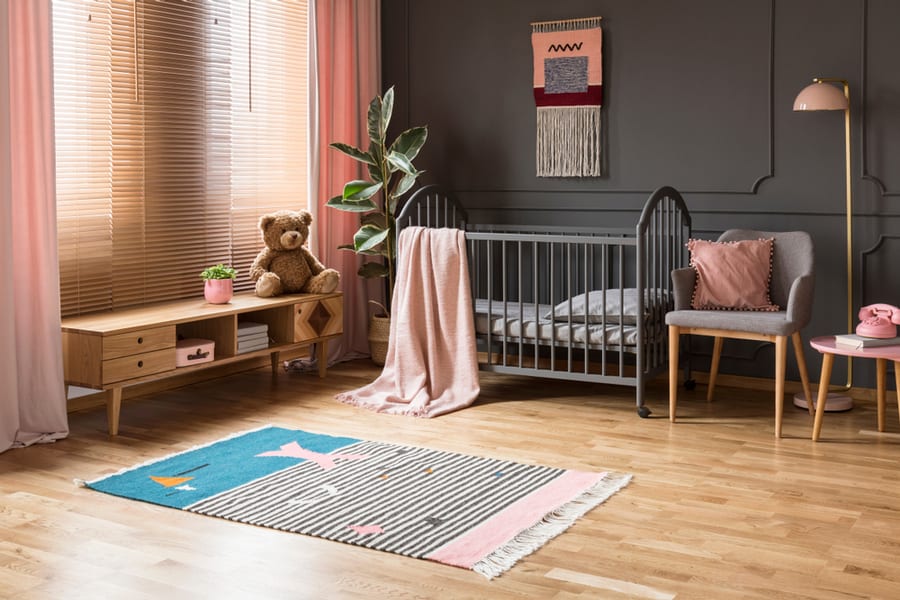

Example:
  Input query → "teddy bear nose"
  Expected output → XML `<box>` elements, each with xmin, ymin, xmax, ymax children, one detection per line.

<box><xmin>288</xmin><ymin>232</ymin><xmax>298</xmax><ymax>239</ymax></box>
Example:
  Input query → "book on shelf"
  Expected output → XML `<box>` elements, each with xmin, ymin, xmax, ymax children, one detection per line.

<box><xmin>237</xmin><ymin>331</ymin><xmax>269</xmax><ymax>346</ymax></box>
<box><xmin>237</xmin><ymin>321</ymin><xmax>268</xmax><ymax>338</ymax></box>
<box><xmin>237</xmin><ymin>338</ymin><xmax>270</xmax><ymax>354</ymax></box>
<box><xmin>833</xmin><ymin>333</ymin><xmax>900</xmax><ymax>349</ymax></box>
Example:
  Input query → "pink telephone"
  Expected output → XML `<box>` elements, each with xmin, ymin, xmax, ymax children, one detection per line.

<box><xmin>856</xmin><ymin>304</ymin><xmax>900</xmax><ymax>338</ymax></box>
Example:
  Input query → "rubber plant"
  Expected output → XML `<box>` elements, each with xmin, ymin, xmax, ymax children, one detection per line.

<box><xmin>326</xmin><ymin>86</ymin><xmax>428</xmax><ymax>314</ymax></box>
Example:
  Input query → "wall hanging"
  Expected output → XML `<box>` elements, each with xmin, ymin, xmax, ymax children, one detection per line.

<box><xmin>531</xmin><ymin>16</ymin><xmax>603</xmax><ymax>177</ymax></box>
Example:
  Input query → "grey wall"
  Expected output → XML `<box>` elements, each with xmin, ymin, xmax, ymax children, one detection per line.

<box><xmin>382</xmin><ymin>0</ymin><xmax>900</xmax><ymax>389</ymax></box>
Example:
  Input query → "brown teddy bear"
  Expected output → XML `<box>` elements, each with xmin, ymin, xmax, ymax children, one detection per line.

<box><xmin>249</xmin><ymin>209</ymin><xmax>340</xmax><ymax>297</ymax></box>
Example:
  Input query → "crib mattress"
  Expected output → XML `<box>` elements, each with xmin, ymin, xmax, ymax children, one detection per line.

<box><xmin>473</xmin><ymin>298</ymin><xmax>642</xmax><ymax>347</ymax></box>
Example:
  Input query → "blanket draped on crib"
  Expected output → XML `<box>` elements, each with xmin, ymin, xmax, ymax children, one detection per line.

<box><xmin>336</xmin><ymin>227</ymin><xmax>480</xmax><ymax>417</ymax></box>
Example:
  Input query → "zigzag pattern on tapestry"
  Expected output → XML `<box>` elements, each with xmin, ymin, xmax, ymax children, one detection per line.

<box><xmin>532</xmin><ymin>16</ymin><xmax>603</xmax><ymax>177</ymax></box>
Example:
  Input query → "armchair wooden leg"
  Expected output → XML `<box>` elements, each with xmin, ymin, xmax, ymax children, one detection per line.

<box><xmin>707</xmin><ymin>336</ymin><xmax>723</xmax><ymax>402</ymax></box>
<box><xmin>877</xmin><ymin>358</ymin><xmax>887</xmax><ymax>432</ymax></box>
<box><xmin>774</xmin><ymin>335</ymin><xmax>787</xmax><ymax>438</ymax></box>
<box><xmin>791</xmin><ymin>332</ymin><xmax>814</xmax><ymax>416</ymax></box>
<box><xmin>669</xmin><ymin>325</ymin><xmax>680</xmax><ymax>422</ymax></box>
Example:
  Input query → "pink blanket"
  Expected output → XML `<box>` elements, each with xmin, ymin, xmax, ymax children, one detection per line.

<box><xmin>336</xmin><ymin>227</ymin><xmax>480</xmax><ymax>417</ymax></box>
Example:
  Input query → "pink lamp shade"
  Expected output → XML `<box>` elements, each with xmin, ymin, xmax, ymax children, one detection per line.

<box><xmin>793</xmin><ymin>81</ymin><xmax>849</xmax><ymax>111</ymax></box>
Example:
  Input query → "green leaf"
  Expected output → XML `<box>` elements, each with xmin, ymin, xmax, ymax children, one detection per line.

<box><xmin>390</xmin><ymin>126</ymin><xmax>427</xmax><ymax>161</ymax></box>
<box><xmin>342</xmin><ymin>180</ymin><xmax>381</xmax><ymax>201</ymax></box>
<box><xmin>338</xmin><ymin>243</ymin><xmax>382</xmax><ymax>256</ymax></box>
<box><xmin>329</xmin><ymin>143</ymin><xmax>375</xmax><ymax>165</ymax></box>
<box><xmin>387</xmin><ymin>151</ymin><xmax>419</xmax><ymax>176</ymax></box>
<box><xmin>368</xmin><ymin>163</ymin><xmax>384</xmax><ymax>184</ymax></box>
<box><xmin>367</xmin><ymin>87</ymin><xmax>395</xmax><ymax>143</ymax></box>
<box><xmin>354</xmin><ymin>224</ymin><xmax>391</xmax><ymax>253</ymax></box>
<box><xmin>392</xmin><ymin>172</ymin><xmax>418</xmax><ymax>200</ymax></box>
<box><xmin>358</xmin><ymin>261</ymin><xmax>390</xmax><ymax>279</ymax></box>
<box><xmin>326</xmin><ymin>195</ymin><xmax>378</xmax><ymax>212</ymax></box>
<box><xmin>361</xmin><ymin>212</ymin><xmax>387</xmax><ymax>229</ymax></box>
<box><xmin>381</xmin><ymin>86</ymin><xmax>394</xmax><ymax>137</ymax></box>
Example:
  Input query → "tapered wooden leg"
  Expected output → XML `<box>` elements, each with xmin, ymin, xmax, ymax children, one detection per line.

<box><xmin>774</xmin><ymin>335</ymin><xmax>787</xmax><ymax>438</ymax></box>
<box><xmin>270</xmin><ymin>351</ymin><xmax>281</xmax><ymax>375</ymax></box>
<box><xmin>876</xmin><ymin>358</ymin><xmax>886</xmax><ymax>432</ymax></box>
<box><xmin>669</xmin><ymin>326</ymin><xmax>680</xmax><ymax>422</ymax></box>
<box><xmin>895</xmin><ymin>362</ymin><xmax>900</xmax><ymax>430</ymax></box>
<box><xmin>317</xmin><ymin>341</ymin><xmax>327</xmax><ymax>378</ymax></box>
<box><xmin>106</xmin><ymin>387</ymin><xmax>122</xmax><ymax>436</ymax></box>
<box><xmin>707</xmin><ymin>336</ymin><xmax>723</xmax><ymax>402</ymax></box>
<box><xmin>812</xmin><ymin>353</ymin><xmax>834</xmax><ymax>441</ymax></box>
<box><xmin>792</xmin><ymin>332</ymin><xmax>814</xmax><ymax>416</ymax></box>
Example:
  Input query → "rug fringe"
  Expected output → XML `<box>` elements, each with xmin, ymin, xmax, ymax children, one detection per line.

<box><xmin>77</xmin><ymin>424</ymin><xmax>276</xmax><ymax>487</ymax></box>
<box><xmin>471</xmin><ymin>471</ymin><xmax>632</xmax><ymax>579</ymax></box>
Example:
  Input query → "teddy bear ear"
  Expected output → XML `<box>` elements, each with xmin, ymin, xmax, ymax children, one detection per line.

<box><xmin>299</xmin><ymin>210</ymin><xmax>313</xmax><ymax>226</ymax></box>
<box><xmin>258</xmin><ymin>214</ymin><xmax>275</xmax><ymax>231</ymax></box>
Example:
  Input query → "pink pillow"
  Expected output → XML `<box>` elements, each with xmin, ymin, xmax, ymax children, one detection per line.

<box><xmin>688</xmin><ymin>238</ymin><xmax>779</xmax><ymax>311</ymax></box>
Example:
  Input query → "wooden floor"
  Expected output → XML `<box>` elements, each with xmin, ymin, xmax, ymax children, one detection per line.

<box><xmin>3</xmin><ymin>360</ymin><xmax>900</xmax><ymax>599</ymax></box>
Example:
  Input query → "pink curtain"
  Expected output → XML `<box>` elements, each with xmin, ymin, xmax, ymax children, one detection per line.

<box><xmin>0</xmin><ymin>0</ymin><xmax>68</xmax><ymax>453</ymax></box>
<box><xmin>307</xmin><ymin>0</ymin><xmax>383</xmax><ymax>363</ymax></box>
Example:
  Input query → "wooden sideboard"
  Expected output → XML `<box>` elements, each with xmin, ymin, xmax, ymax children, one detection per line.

<box><xmin>61</xmin><ymin>291</ymin><xmax>343</xmax><ymax>435</ymax></box>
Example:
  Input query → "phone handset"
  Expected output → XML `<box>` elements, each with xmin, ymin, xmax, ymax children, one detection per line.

<box><xmin>856</xmin><ymin>303</ymin><xmax>900</xmax><ymax>338</ymax></box>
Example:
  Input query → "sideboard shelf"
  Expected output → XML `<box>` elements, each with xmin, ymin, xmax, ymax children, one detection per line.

<box><xmin>61</xmin><ymin>291</ymin><xmax>343</xmax><ymax>435</ymax></box>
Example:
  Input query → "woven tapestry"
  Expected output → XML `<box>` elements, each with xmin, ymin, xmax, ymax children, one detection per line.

<box><xmin>532</xmin><ymin>16</ymin><xmax>603</xmax><ymax>177</ymax></box>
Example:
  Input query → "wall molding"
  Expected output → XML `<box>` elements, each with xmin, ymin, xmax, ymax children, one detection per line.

<box><xmin>860</xmin><ymin>0</ymin><xmax>897</xmax><ymax>197</ymax></box>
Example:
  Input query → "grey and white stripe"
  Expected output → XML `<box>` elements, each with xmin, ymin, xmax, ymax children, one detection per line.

<box><xmin>187</xmin><ymin>440</ymin><xmax>568</xmax><ymax>558</ymax></box>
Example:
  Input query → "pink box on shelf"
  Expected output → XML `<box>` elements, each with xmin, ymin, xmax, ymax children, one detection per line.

<box><xmin>175</xmin><ymin>338</ymin><xmax>215</xmax><ymax>367</ymax></box>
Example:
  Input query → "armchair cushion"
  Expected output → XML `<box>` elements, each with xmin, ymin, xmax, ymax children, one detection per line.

<box><xmin>688</xmin><ymin>238</ymin><xmax>779</xmax><ymax>312</ymax></box>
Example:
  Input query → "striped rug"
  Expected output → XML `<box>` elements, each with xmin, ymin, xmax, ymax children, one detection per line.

<box><xmin>81</xmin><ymin>426</ymin><xmax>631</xmax><ymax>579</ymax></box>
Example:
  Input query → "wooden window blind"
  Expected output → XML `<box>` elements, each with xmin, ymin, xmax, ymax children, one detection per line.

<box><xmin>53</xmin><ymin>1</ymin><xmax>308</xmax><ymax>317</ymax></box>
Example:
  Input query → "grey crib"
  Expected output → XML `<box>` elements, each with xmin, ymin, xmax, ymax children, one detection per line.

<box><xmin>395</xmin><ymin>185</ymin><xmax>692</xmax><ymax>417</ymax></box>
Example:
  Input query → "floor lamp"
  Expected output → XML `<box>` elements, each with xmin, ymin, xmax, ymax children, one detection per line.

<box><xmin>792</xmin><ymin>78</ymin><xmax>854</xmax><ymax>412</ymax></box>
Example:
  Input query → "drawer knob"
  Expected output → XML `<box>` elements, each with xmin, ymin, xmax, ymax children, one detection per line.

<box><xmin>137</xmin><ymin>360</ymin><xmax>144</xmax><ymax>368</ymax></box>
<box><xmin>137</xmin><ymin>337</ymin><xmax>143</xmax><ymax>344</ymax></box>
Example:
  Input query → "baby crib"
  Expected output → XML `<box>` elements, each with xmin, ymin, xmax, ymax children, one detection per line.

<box><xmin>395</xmin><ymin>185</ymin><xmax>692</xmax><ymax>417</ymax></box>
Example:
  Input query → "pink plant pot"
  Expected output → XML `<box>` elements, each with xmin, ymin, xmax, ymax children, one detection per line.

<box><xmin>204</xmin><ymin>278</ymin><xmax>233</xmax><ymax>304</ymax></box>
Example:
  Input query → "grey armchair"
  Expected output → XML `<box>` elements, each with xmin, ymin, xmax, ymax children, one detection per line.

<box><xmin>665</xmin><ymin>229</ymin><xmax>815</xmax><ymax>438</ymax></box>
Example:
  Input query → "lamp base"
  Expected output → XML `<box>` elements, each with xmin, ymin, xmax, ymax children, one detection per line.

<box><xmin>792</xmin><ymin>392</ymin><xmax>854</xmax><ymax>412</ymax></box>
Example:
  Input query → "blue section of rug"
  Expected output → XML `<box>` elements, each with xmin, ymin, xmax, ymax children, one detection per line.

<box><xmin>86</xmin><ymin>427</ymin><xmax>359</xmax><ymax>509</ymax></box>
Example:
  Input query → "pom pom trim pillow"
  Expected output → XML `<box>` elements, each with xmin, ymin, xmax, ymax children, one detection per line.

<box><xmin>688</xmin><ymin>238</ymin><xmax>779</xmax><ymax>311</ymax></box>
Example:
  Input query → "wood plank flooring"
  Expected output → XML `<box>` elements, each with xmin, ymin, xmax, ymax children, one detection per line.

<box><xmin>2</xmin><ymin>360</ymin><xmax>900</xmax><ymax>599</ymax></box>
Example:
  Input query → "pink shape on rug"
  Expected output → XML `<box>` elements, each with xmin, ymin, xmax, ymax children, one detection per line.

<box><xmin>425</xmin><ymin>470</ymin><xmax>606</xmax><ymax>568</ymax></box>
<box><xmin>256</xmin><ymin>441</ymin><xmax>368</xmax><ymax>470</ymax></box>
<box><xmin>348</xmin><ymin>524</ymin><xmax>384</xmax><ymax>535</ymax></box>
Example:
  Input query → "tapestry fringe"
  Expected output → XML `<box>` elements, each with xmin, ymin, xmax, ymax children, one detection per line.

<box><xmin>471</xmin><ymin>471</ymin><xmax>632</xmax><ymax>579</ymax></box>
<box><xmin>536</xmin><ymin>105</ymin><xmax>602</xmax><ymax>177</ymax></box>
<box><xmin>531</xmin><ymin>16</ymin><xmax>603</xmax><ymax>33</ymax></box>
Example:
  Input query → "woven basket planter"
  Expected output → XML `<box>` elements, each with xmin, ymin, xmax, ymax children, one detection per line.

<box><xmin>368</xmin><ymin>314</ymin><xmax>390</xmax><ymax>366</ymax></box>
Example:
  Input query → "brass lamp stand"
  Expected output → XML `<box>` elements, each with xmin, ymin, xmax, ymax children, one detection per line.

<box><xmin>792</xmin><ymin>78</ymin><xmax>854</xmax><ymax>412</ymax></box>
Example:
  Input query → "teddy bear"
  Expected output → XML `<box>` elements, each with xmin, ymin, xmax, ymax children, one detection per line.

<box><xmin>249</xmin><ymin>209</ymin><xmax>340</xmax><ymax>297</ymax></box>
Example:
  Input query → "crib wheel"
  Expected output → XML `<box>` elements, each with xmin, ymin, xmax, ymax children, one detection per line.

<box><xmin>684</xmin><ymin>379</ymin><xmax>696</xmax><ymax>391</ymax></box>
<box><xmin>637</xmin><ymin>406</ymin><xmax>651</xmax><ymax>418</ymax></box>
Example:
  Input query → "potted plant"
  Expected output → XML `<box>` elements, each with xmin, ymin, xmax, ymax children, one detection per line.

<box><xmin>326</xmin><ymin>86</ymin><xmax>428</xmax><ymax>365</ymax></box>
<box><xmin>200</xmin><ymin>263</ymin><xmax>238</xmax><ymax>304</ymax></box>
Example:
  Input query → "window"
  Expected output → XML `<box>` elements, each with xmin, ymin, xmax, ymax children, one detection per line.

<box><xmin>53</xmin><ymin>0</ymin><xmax>308</xmax><ymax>316</ymax></box>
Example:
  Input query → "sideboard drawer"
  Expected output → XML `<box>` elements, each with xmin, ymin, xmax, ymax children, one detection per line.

<box><xmin>293</xmin><ymin>296</ymin><xmax>343</xmax><ymax>343</ymax></box>
<box><xmin>102</xmin><ymin>326</ymin><xmax>175</xmax><ymax>360</ymax></box>
<box><xmin>102</xmin><ymin>348</ymin><xmax>176</xmax><ymax>384</ymax></box>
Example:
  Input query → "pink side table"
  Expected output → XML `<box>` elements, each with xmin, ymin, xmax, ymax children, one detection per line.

<box><xmin>809</xmin><ymin>336</ymin><xmax>900</xmax><ymax>441</ymax></box>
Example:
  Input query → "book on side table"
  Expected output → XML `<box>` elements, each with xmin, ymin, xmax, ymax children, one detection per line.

<box><xmin>833</xmin><ymin>333</ymin><xmax>900</xmax><ymax>349</ymax></box>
